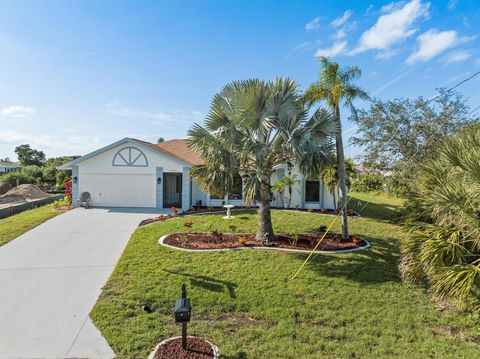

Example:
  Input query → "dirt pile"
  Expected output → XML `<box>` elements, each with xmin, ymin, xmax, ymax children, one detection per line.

<box><xmin>0</xmin><ymin>184</ymin><xmax>49</xmax><ymax>204</ymax></box>
<box><xmin>0</xmin><ymin>182</ymin><xmax>12</xmax><ymax>196</ymax></box>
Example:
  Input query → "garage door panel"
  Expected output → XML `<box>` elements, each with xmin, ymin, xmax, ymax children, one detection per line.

<box><xmin>79</xmin><ymin>174</ymin><xmax>156</xmax><ymax>207</ymax></box>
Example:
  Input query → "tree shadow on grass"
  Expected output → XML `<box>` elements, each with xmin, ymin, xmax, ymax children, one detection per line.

<box><xmin>163</xmin><ymin>269</ymin><xmax>238</xmax><ymax>298</ymax></box>
<box><xmin>289</xmin><ymin>235</ymin><xmax>402</xmax><ymax>284</ymax></box>
<box><xmin>348</xmin><ymin>197</ymin><xmax>402</xmax><ymax>222</ymax></box>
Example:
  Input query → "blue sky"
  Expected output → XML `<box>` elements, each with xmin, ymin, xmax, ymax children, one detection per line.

<box><xmin>0</xmin><ymin>0</ymin><xmax>479</xmax><ymax>160</ymax></box>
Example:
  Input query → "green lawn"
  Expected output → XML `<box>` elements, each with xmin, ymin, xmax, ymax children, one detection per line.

<box><xmin>349</xmin><ymin>191</ymin><xmax>404</xmax><ymax>221</ymax></box>
<box><xmin>92</xmin><ymin>193</ymin><xmax>479</xmax><ymax>358</ymax></box>
<box><xmin>0</xmin><ymin>204</ymin><xmax>65</xmax><ymax>247</ymax></box>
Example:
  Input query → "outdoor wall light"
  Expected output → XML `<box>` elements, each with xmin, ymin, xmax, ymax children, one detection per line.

<box><xmin>157</xmin><ymin>177</ymin><xmax>162</xmax><ymax>185</ymax></box>
<box><xmin>73</xmin><ymin>176</ymin><xmax>78</xmax><ymax>184</ymax></box>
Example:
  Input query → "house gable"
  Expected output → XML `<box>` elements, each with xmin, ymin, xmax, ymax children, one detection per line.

<box><xmin>58</xmin><ymin>138</ymin><xmax>193</xmax><ymax>170</ymax></box>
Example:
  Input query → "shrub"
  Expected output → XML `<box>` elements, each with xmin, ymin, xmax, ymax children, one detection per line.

<box><xmin>401</xmin><ymin>124</ymin><xmax>480</xmax><ymax>310</ymax></box>
<box><xmin>53</xmin><ymin>199</ymin><xmax>69</xmax><ymax>209</ymax></box>
<box><xmin>22</xmin><ymin>165</ymin><xmax>43</xmax><ymax>181</ymax></box>
<box><xmin>386</xmin><ymin>174</ymin><xmax>411</xmax><ymax>196</ymax></box>
<box><xmin>238</xmin><ymin>237</ymin><xmax>248</xmax><ymax>246</ymax></box>
<box><xmin>351</xmin><ymin>173</ymin><xmax>384</xmax><ymax>192</ymax></box>
<box><xmin>210</xmin><ymin>230</ymin><xmax>223</xmax><ymax>243</ymax></box>
<box><xmin>64</xmin><ymin>178</ymin><xmax>72</xmax><ymax>205</ymax></box>
<box><xmin>0</xmin><ymin>172</ymin><xmax>35</xmax><ymax>186</ymax></box>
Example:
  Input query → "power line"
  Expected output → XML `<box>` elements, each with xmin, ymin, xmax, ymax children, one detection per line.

<box><xmin>344</xmin><ymin>70</ymin><xmax>480</xmax><ymax>151</ymax></box>
<box><xmin>426</xmin><ymin>70</ymin><xmax>480</xmax><ymax>104</ymax></box>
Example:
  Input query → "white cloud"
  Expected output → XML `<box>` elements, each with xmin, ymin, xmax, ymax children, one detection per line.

<box><xmin>290</xmin><ymin>41</ymin><xmax>313</xmax><ymax>55</ymax></box>
<box><xmin>104</xmin><ymin>101</ymin><xmax>202</xmax><ymax>124</ymax></box>
<box><xmin>441</xmin><ymin>50</ymin><xmax>471</xmax><ymax>64</ymax></box>
<box><xmin>0</xmin><ymin>106</ymin><xmax>36</xmax><ymax>118</ymax></box>
<box><xmin>448</xmin><ymin>0</ymin><xmax>457</xmax><ymax>10</ymax></box>
<box><xmin>315</xmin><ymin>41</ymin><xmax>348</xmax><ymax>58</ymax></box>
<box><xmin>331</xmin><ymin>10</ymin><xmax>353</xmax><ymax>28</ymax></box>
<box><xmin>0</xmin><ymin>130</ymin><xmax>112</xmax><ymax>157</ymax></box>
<box><xmin>332</xmin><ymin>28</ymin><xmax>347</xmax><ymax>40</ymax></box>
<box><xmin>406</xmin><ymin>29</ymin><xmax>474</xmax><ymax>64</ymax></box>
<box><xmin>380</xmin><ymin>1</ymin><xmax>404</xmax><ymax>13</ymax></box>
<box><xmin>352</xmin><ymin>0</ymin><xmax>430</xmax><ymax>56</ymax></box>
<box><xmin>305</xmin><ymin>17</ymin><xmax>321</xmax><ymax>31</ymax></box>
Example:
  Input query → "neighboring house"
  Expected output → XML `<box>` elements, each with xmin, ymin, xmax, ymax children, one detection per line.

<box><xmin>59</xmin><ymin>138</ymin><xmax>337</xmax><ymax>210</ymax></box>
<box><xmin>0</xmin><ymin>160</ymin><xmax>21</xmax><ymax>175</ymax></box>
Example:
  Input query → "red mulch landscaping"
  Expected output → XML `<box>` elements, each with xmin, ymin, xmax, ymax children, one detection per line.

<box><xmin>164</xmin><ymin>232</ymin><xmax>366</xmax><ymax>251</ymax></box>
<box><xmin>139</xmin><ymin>207</ymin><xmax>358</xmax><ymax>226</ymax></box>
<box><xmin>153</xmin><ymin>337</ymin><xmax>214</xmax><ymax>359</ymax></box>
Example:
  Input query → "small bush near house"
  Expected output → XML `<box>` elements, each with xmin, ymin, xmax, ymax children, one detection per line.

<box><xmin>64</xmin><ymin>178</ymin><xmax>72</xmax><ymax>205</ymax></box>
<box><xmin>0</xmin><ymin>172</ymin><xmax>35</xmax><ymax>187</ymax></box>
<box><xmin>351</xmin><ymin>173</ymin><xmax>384</xmax><ymax>192</ymax></box>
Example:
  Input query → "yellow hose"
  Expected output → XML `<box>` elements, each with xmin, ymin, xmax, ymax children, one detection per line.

<box><xmin>290</xmin><ymin>216</ymin><xmax>338</xmax><ymax>280</ymax></box>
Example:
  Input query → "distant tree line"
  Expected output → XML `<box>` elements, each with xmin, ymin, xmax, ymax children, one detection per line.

<box><xmin>0</xmin><ymin>144</ymin><xmax>78</xmax><ymax>190</ymax></box>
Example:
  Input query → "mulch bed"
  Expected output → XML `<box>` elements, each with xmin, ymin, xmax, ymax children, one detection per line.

<box><xmin>164</xmin><ymin>232</ymin><xmax>365</xmax><ymax>251</ymax></box>
<box><xmin>139</xmin><ymin>207</ymin><xmax>358</xmax><ymax>226</ymax></box>
<box><xmin>153</xmin><ymin>337</ymin><xmax>214</xmax><ymax>359</ymax></box>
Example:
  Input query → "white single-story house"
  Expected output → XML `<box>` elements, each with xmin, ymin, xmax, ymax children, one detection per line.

<box><xmin>59</xmin><ymin>138</ymin><xmax>337</xmax><ymax>210</ymax></box>
<box><xmin>0</xmin><ymin>160</ymin><xmax>21</xmax><ymax>175</ymax></box>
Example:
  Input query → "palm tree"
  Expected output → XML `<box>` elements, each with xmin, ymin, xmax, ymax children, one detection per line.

<box><xmin>281</xmin><ymin>175</ymin><xmax>299</xmax><ymax>208</ymax></box>
<box><xmin>188</xmin><ymin>78</ymin><xmax>336</xmax><ymax>241</ymax></box>
<box><xmin>401</xmin><ymin>123</ymin><xmax>480</xmax><ymax>310</ymax></box>
<box><xmin>319</xmin><ymin>158</ymin><xmax>356</xmax><ymax>210</ymax></box>
<box><xmin>304</xmin><ymin>57</ymin><xmax>368</xmax><ymax>240</ymax></box>
<box><xmin>271</xmin><ymin>179</ymin><xmax>285</xmax><ymax>207</ymax></box>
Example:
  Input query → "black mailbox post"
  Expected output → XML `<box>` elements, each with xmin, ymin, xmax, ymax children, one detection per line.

<box><xmin>174</xmin><ymin>284</ymin><xmax>191</xmax><ymax>350</ymax></box>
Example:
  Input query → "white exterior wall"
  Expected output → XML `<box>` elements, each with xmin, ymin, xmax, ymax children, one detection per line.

<box><xmin>199</xmin><ymin>166</ymin><xmax>337</xmax><ymax>210</ymax></box>
<box><xmin>72</xmin><ymin>139</ymin><xmax>338</xmax><ymax>210</ymax></box>
<box><xmin>76</xmin><ymin>140</ymin><xmax>190</xmax><ymax>208</ymax></box>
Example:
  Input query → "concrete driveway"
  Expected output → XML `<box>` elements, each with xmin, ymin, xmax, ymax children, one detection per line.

<box><xmin>0</xmin><ymin>207</ymin><xmax>165</xmax><ymax>359</ymax></box>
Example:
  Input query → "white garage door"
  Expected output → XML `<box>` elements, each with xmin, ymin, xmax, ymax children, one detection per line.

<box><xmin>80</xmin><ymin>174</ymin><xmax>156</xmax><ymax>207</ymax></box>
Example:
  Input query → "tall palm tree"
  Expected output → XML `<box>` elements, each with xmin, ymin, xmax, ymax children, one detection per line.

<box><xmin>188</xmin><ymin>78</ymin><xmax>336</xmax><ymax>241</ymax></box>
<box><xmin>304</xmin><ymin>57</ymin><xmax>369</xmax><ymax>240</ymax></box>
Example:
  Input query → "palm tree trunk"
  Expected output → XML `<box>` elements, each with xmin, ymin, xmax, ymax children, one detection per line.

<box><xmin>287</xmin><ymin>185</ymin><xmax>292</xmax><ymax>208</ymax></box>
<box><xmin>333</xmin><ymin>104</ymin><xmax>349</xmax><ymax>241</ymax></box>
<box><xmin>256</xmin><ymin>181</ymin><xmax>274</xmax><ymax>241</ymax></box>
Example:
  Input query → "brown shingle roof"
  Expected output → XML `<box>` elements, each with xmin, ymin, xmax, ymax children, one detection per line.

<box><xmin>135</xmin><ymin>139</ymin><xmax>204</xmax><ymax>166</ymax></box>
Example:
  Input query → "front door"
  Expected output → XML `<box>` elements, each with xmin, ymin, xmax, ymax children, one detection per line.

<box><xmin>163</xmin><ymin>173</ymin><xmax>182</xmax><ymax>208</ymax></box>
